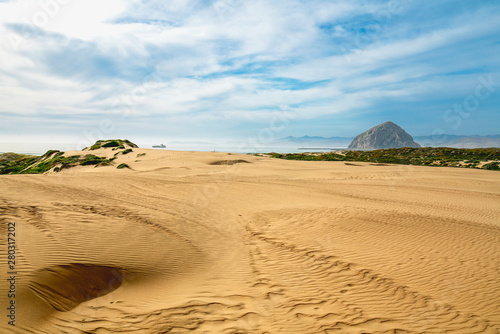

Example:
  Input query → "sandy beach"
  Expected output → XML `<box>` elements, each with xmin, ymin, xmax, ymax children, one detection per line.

<box><xmin>1</xmin><ymin>148</ymin><xmax>499</xmax><ymax>333</ymax></box>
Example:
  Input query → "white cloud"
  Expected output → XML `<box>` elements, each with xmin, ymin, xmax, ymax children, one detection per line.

<box><xmin>1</xmin><ymin>0</ymin><xmax>499</xmax><ymax>141</ymax></box>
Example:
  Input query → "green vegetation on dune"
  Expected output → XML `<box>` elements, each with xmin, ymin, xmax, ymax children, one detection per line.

<box><xmin>0</xmin><ymin>153</ymin><xmax>38</xmax><ymax>174</ymax></box>
<box><xmin>23</xmin><ymin>151</ymin><xmax>65</xmax><ymax>174</ymax></box>
<box><xmin>7</xmin><ymin>152</ymin><xmax>117</xmax><ymax>174</ymax></box>
<box><xmin>1</xmin><ymin>139</ymin><xmax>140</xmax><ymax>175</ymax></box>
<box><xmin>79</xmin><ymin>155</ymin><xmax>111</xmax><ymax>166</ymax></box>
<box><xmin>116</xmin><ymin>163</ymin><xmax>130</xmax><ymax>169</ymax></box>
<box><xmin>114</xmin><ymin>148</ymin><xmax>133</xmax><ymax>157</ymax></box>
<box><xmin>483</xmin><ymin>162</ymin><xmax>500</xmax><ymax>170</ymax></box>
<box><xmin>264</xmin><ymin>147</ymin><xmax>500</xmax><ymax>171</ymax></box>
<box><xmin>90</xmin><ymin>139</ymin><xmax>138</xmax><ymax>150</ymax></box>
<box><xmin>0</xmin><ymin>152</ymin><xmax>27</xmax><ymax>162</ymax></box>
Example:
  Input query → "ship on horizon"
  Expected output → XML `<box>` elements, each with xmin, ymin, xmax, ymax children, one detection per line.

<box><xmin>152</xmin><ymin>144</ymin><xmax>166</xmax><ymax>148</ymax></box>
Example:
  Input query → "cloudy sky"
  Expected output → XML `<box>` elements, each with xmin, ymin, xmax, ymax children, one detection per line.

<box><xmin>1</xmin><ymin>0</ymin><xmax>499</xmax><ymax>148</ymax></box>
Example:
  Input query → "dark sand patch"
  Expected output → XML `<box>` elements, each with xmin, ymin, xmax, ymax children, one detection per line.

<box><xmin>29</xmin><ymin>264</ymin><xmax>124</xmax><ymax>311</ymax></box>
<box><xmin>209</xmin><ymin>160</ymin><xmax>251</xmax><ymax>166</ymax></box>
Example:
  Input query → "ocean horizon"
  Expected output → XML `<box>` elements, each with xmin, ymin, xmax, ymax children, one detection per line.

<box><xmin>0</xmin><ymin>141</ymin><xmax>347</xmax><ymax>156</ymax></box>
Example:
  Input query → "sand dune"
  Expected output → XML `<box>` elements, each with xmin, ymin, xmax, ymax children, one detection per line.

<box><xmin>1</xmin><ymin>148</ymin><xmax>499</xmax><ymax>333</ymax></box>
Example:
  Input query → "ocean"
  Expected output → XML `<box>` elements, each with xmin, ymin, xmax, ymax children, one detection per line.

<box><xmin>0</xmin><ymin>141</ymin><xmax>347</xmax><ymax>156</ymax></box>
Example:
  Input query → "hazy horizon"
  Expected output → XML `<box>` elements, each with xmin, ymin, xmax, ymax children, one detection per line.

<box><xmin>2</xmin><ymin>129</ymin><xmax>500</xmax><ymax>155</ymax></box>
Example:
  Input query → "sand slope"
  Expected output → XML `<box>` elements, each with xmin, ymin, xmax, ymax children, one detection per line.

<box><xmin>1</xmin><ymin>148</ymin><xmax>499</xmax><ymax>333</ymax></box>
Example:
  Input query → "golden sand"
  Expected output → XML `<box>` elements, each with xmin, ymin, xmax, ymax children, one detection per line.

<box><xmin>1</xmin><ymin>148</ymin><xmax>499</xmax><ymax>333</ymax></box>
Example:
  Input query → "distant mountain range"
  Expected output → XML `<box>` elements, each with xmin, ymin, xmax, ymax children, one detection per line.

<box><xmin>277</xmin><ymin>134</ymin><xmax>500</xmax><ymax>149</ymax></box>
<box><xmin>413</xmin><ymin>135</ymin><xmax>500</xmax><ymax>148</ymax></box>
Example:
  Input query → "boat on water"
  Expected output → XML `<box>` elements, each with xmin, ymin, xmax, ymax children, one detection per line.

<box><xmin>152</xmin><ymin>144</ymin><xmax>166</xmax><ymax>148</ymax></box>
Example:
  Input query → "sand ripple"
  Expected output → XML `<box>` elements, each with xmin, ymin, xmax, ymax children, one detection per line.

<box><xmin>0</xmin><ymin>149</ymin><xmax>499</xmax><ymax>333</ymax></box>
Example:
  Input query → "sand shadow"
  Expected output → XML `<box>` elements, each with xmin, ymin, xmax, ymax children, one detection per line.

<box><xmin>29</xmin><ymin>264</ymin><xmax>124</xmax><ymax>312</ymax></box>
<box><xmin>209</xmin><ymin>160</ymin><xmax>251</xmax><ymax>165</ymax></box>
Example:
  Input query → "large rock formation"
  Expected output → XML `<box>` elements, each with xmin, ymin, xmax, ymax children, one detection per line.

<box><xmin>348</xmin><ymin>121</ymin><xmax>421</xmax><ymax>150</ymax></box>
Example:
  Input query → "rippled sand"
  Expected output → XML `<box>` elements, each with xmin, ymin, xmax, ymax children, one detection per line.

<box><xmin>1</xmin><ymin>148</ymin><xmax>499</xmax><ymax>333</ymax></box>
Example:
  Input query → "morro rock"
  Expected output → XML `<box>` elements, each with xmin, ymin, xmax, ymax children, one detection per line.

<box><xmin>348</xmin><ymin>121</ymin><xmax>421</xmax><ymax>150</ymax></box>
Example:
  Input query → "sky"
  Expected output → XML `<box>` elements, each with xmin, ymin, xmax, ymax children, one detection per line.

<box><xmin>1</xmin><ymin>0</ymin><xmax>499</xmax><ymax>149</ymax></box>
